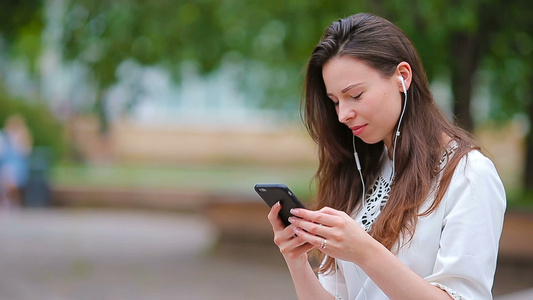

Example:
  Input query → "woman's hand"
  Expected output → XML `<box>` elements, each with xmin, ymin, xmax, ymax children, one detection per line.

<box><xmin>288</xmin><ymin>206</ymin><xmax>375</xmax><ymax>264</ymax></box>
<box><xmin>267</xmin><ymin>202</ymin><xmax>338</xmax><ymax>300</ymax></box>
<box><xmin>267</xmin><ymin>202</ymin><xmax>315</xmax><ymax>263</ymax></box>
<box><xmin>288</xmin><ymin>207</ymin><xmax>455</xmax><ymax>300</ymax></box>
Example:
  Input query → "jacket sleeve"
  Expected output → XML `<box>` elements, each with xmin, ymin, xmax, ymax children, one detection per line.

<box><xmin>425</xmin><ymin>151</ymin><xmax>507</xmax><ymax>299</ymax></box>
<box><xmin>318</xmin><ymin>258</ymin><xmax>349</xmax><ymax>300</ymax></box>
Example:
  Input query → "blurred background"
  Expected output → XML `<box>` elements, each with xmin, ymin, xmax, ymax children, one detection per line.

<box><xmin>0</xmin><ymin>0</ymin><xmax>532</xmax><ymax>299</ymax></box>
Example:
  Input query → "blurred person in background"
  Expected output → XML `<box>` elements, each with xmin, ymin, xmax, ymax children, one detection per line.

<box><xmin>0</xmin><ymin>114</ymin><xmax>33</xmax><ymax>209</ymax></box>
<box><xmin>267</xmin><ymin>13</ymin><xmax>506</xmax><ymax>299</ymax></box>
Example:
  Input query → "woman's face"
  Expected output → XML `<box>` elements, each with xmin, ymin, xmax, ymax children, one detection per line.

<box><xmin>322</xmin><ymin>55</ymin><xmax>402</xmax><ymax>149</ymax></box>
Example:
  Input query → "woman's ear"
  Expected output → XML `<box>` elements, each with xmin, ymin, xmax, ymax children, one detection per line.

<box><xmin>396</xmin><ymin>62</ymin><xmax>412</xmax><ymax>92</ymax></box>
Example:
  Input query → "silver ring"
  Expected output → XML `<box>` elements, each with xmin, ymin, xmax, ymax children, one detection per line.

<box><xmin>320</xmin><ymin>238</ymin><xmax>327</xmax><ymax>249</ymax></box>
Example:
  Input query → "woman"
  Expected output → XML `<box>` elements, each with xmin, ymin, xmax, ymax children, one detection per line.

<box><xmin>267</xmin><ymin>13</ymin><xmax>506</xmax><ymax>300</ymax></box>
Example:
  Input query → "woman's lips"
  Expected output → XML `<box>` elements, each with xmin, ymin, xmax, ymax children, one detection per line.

<box><xmin>350</xmin><ymin>124</ymin><xmax>367</xmax><ymax>136</ymax></box>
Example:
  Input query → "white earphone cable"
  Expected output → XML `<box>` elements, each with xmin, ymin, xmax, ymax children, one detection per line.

<box><xmin>391</xmin><ymin>77</ymin><xmax>408</xmax><ymax>181</ymax></box>
<box><xmin>353</xmin><ymin>135</ymin><xmax>366</xmax><ymax>207</ymax></box>
<box><xmin>337</xmin><ymin>76</ymin><xmax>407</xmax><ymax>298</ymax></box>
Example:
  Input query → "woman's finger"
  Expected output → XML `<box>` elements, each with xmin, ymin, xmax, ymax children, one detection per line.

<box><xmin>292</xmin><ymin>242</ymin><xmax>316</xmax><ymax>257</ymax></box>
<box><xmin>279</xmin><ymin>234</ymin><xmax>316</xmax><ymax>256</ymax></box>
<box><xmin>289</xmin><ymin>216</ymin><xmax>330</xmax><ymax>238</ymax></box>
<box><xmin>272</xmin><ymin>225</ymin><xmax>315</xmax><ymax>255</ymax></box>
<box><xmin>290</xmin><ymin>207</ymin><xmax>340</xmax><ymax>227</ymax></box>
<box><xmin>267</xmin><ymin>201</ymin><xmax>286</xmax><ymax>231</ymax></box>
<box><xmin>318</xmin><ymin>206</ymin><xmax>347</xmax><ymax>216</ymax></box>
<box><xmin>292</xmin><ymin>225</ymin><xmax>328</xmax><ymax>250</ymax></box>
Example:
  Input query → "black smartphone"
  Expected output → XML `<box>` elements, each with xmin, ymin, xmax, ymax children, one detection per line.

<box><xmin>254</xmin><ymin>183</ymin><xmax>306</xmax><ymax>227</ymax></box>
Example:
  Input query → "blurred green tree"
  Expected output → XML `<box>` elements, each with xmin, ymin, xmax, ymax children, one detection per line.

<box><xmin>379</xmin><ymin>0</ymin><xmax>533</xmax><ymax>193</ymax></box>
<box><xmin>0</xmin><ymin>0</ymin><xmax>44</xmax><ymax>74</ymax></box>
<box><xmin>60</xmin><ymin>1</ymin><xmax>370</xmax><ymax>127</ymax></box>
<box><xmin>0</xmin><ymin>89</ymin><xmax>66</xmax><ymax>160</ymax></box>
<box><xmin>0</xmin><ymin>1</ymin><xmax>66</xmax><ymax>160</ymax></box>
<box><xmin>482</xmin><ymin>0</ymin><xmax>533</xmax><ymax>190</ymax></box>
<box><xmin>2</xmin><ymin>0</ymin><xmax>533</xmax><ymax>193</ymax></box>
<box><xmin>60</xmin><ymin>0</ymin><xmax>530</xmax><ymax>131</ymax></box>
<box><xmin>366</xmin><ymin>0</ymin><xmax>508</xmax><ymax>132</ymax></box>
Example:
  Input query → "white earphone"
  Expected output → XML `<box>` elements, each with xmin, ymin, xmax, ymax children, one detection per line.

<box><xmin>399</xmin><ymin>75</ymin><xmax>407</xmax><ymax>94</ymax></box>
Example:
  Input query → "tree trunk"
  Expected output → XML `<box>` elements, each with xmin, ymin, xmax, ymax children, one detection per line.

<box><xmin>450</xmin><ymin>33</ymin><xmax>479</xmax><ymax>132</ymax></box>
<box><xmin>524</xmin><ymin>75</ymin><xmax>533</xmax><ymax>190</ymax></box>
<box><xmin>94</xmin><ymin>88</ymin><xmax>109</xmax><ymax>135</ymax></box>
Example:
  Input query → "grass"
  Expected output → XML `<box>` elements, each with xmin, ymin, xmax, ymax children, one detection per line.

<box><xmin>50</xmin><ymin>162</ymin><xmax>317</xmax><ymax>201</ymax></box>
<box><xmin>50</xmin><ymin>162</ymin><xmax>533</xmax><ymax>209</ymax></box>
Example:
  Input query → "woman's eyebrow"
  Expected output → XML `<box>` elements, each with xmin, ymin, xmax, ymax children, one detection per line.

<box><xmin>327</xmin><ymin>83</ymin><xmax>363</xmax><ymax>97</ymax></box>
<box><xmin>341</xmin><ymin>83</ymin><xmax>363</xmax><ymax>94</ymax></box>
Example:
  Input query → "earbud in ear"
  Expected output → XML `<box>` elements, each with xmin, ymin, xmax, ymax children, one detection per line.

<box><xmin>399</xmin><ymin>76</ymin><xmax>407</xmax><ymax>94</ymax></box>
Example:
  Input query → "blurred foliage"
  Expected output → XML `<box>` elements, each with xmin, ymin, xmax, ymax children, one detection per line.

<box><xmin>483</xmin><ymin>0</ymin><xmax>533</xmax><ymax>121</ymax></box>
<box><xmin>0</xmin><ymin>0</ymin><xmax>533</xmax><ymax>193</ymax></box>
<box><xmin>479</xmin><ymin>0</ymin><xmax>533</xmax><ymax>189</ymax></box>
<box><xmin>58</xmin><ymin>0</ymin><xmax>531</xmax><ymax>127</ymax></box>
<box><xmin>0</xmin><ymin>0</ymin><xmax>529</xmax><ymax>124</ymax></box>
<box><xmin>0</xmin><ymin>0</ymin><xmax>44</xmax><ymax>73</ymax></box>
<box><xmin>0</xmin><ymin>86</ymin><xmax>66</xmax><ymax>162</ymax></box>
<box><xmin>61</xmin><ymin>0</ymin><xmax>372</xmax><ymax>110</ymax></box>
<box><xmin>59</xmin><ymin>0</ymin><xmax>533</xmax><ymax>192</ymax></box>
<box><xmin>369</xmin><ymin>0</ymin><xmax>527</xmax><ymax>131</ymax></box>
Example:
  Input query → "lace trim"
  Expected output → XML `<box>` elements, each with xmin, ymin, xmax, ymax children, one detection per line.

<box><xmin>431</xmin><ymin>282</ymin><xmax>465</xmax><ymax>300</ymax></box>
<box><xmin>438</xmin><ymin>141</ymin><xmax>458</xmax><ymax>170</ymax></box>
<box><xmin>359</xmin><ymin>141</ymin><xmax>459</xmax><ymax>232</ymax></box>
<box><xmin>360</xmin><ymin>175</ymin><xmax>391</xmax><ymax>232</ymax></box>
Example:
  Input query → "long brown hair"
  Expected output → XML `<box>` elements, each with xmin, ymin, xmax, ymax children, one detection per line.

<box><xmin>303</xmin><ymin>13</ymin><xmax>478</xmax><ymax>273</ymax></box>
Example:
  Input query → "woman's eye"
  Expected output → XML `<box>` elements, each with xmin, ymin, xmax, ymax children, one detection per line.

<box><xmin>352</xmin><ymin>92</ymin><xmax>363</xmax><ymax>100</ymax></box>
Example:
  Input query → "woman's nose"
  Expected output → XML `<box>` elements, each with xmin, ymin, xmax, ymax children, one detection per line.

<box><xmin>337</xmin><ymin>101</ymin><xmax>356</xmax><ymax>124</ymax></box>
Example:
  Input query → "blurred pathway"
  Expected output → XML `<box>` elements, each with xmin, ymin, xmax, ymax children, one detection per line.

<box><xmin>0</xmin><ymin>208</ymin><xmax>295</xmax><ymax>300</ymax></box>
<box><xmin>1</xmin><ymin>208</ymin><xmax>532</xmax><ymax>299</ymax></box>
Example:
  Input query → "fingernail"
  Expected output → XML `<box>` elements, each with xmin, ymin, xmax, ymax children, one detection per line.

<box><xmin>293</xmin><ymin>227</ymin><xmax>300</xmax><ymax>235</ymax></box>
<box><xmin>290</xmin><ymin>208</ymin><xmax>299</xmax><ymax>215</ymax></box>
<box><xmin>275</xmin><ymin>201</ymin><xmax>280</xmax><ymax>207</ymax></box>
<box><xmin>288</xmin><ymin>217</ymin><xmax>295</xmax><ymax>223</ymax></box>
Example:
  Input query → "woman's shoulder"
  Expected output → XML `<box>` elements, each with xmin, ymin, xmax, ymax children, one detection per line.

<box><xmin>456</xmin><ymin>148</ymin><xmax>499</xmax><ymax>176</ymax></box>
<box><xmin>440</xmin><ymin>138</ymin><xmax>497</xmax><ymax>174</ymax></box>
<box><xmin>443</xmin><ymin>148</ymin><xmax>506</xmax><ymax>212</ymax></box>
